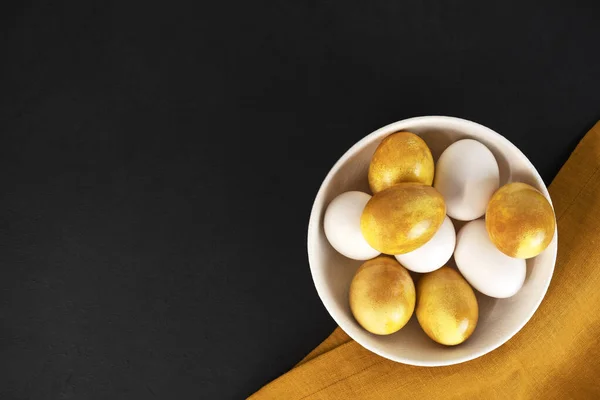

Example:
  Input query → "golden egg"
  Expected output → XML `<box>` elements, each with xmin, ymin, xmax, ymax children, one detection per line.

<box><xmin>485</xmin><ymin>182</ymin><xmax>556</xmax><ymax>259</ymax></box>
<box><xmin>416</xmin><ymin>266</ymin><xmax>478</xmax><ymax>346</ymax></box>
<box><xmin>349</xmin><ymin>256</ymin><xmax>416</xmax><ymax>335</ymax></box>
<box><xmin>368</xmin><ymin>131</ymin><xmax>434</xmax><ymax>193</ymax></box>
<box><xmin>361</xmin><ymin>183</ymin><xmax>446</xmax><ymax>254</ymax></box>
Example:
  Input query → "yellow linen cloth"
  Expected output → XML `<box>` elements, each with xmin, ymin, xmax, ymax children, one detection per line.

<box><xmin>251</xmin><ymin>121</ymin><xmax>600</xmax><ymax>400</ymax></box>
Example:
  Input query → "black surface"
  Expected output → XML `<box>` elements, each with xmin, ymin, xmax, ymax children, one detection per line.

<box><xmin>1</xmin><ymin>1</ymin><xmax>599</xmax><ymax>399</ymax></box>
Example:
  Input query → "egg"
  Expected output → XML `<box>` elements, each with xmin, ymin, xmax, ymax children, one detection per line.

<box><xmin>324</xmin><ymin>191</ymin><xmax>380</xmax><ymax>260</ymax></box>
<box><xmin>416</xmin><ymin>266</ymin><xmax>478</xmax><ymax>346</ymax></box>
<box><xmin>434</xmin><ymin>139</ymin><xmax>500</xmax><ymax>221</ymax></box>
<box><xmin>486</xmin><ymin>182</ymin><xmax>556</xmax><ymax>259</ymax></box>
<box><xmin>454</xmin><ymin>219</ymin><xmax>526</xmax><ymax>298</ymax></box>
<box><xmin>395</xmin><ymin>216</ymin><xmax>455</xmax><ymax>273</ymax></box>
<box><xmin>368</xmin><ymin>131</ymin><xmax>434</xmax><ymax>194</ymax></box>
<box><xmin>361</xmin><ymin>183</ymin><xmax>446</xmax><ymax>254</ymax></box>
<box><xmin>349</xmin><ymin>256</ymin><xmax>416</xmax><ymax>335</ymax></box>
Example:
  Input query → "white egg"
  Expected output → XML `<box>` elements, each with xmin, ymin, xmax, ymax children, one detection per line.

<box><xmin>395</xmin><ymin>216</ymin><xmax>455</xmax><ymax>273</ymax></box>
<box><xmin>434</xmin><ymin>139</ymin><xmax>500</xmax><ymax>221</ymax></box>
<box><xmin>454</xmin><ymin>219</ymin><xmax>526</xmax><ymax>298</ymax></box>
<box><xmin>324</xmin><ymin>191</ymin><xmax>380</xmax><ymax>260</ymax></box>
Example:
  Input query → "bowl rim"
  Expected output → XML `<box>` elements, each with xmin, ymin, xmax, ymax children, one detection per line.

<box><xmin>307</xmin><ymin>115</ymin><xmax>558</xmax><ymax>367</ymax></box>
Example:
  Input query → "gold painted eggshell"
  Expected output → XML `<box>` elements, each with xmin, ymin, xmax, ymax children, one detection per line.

<box><xmin>368</xmin><ymin>131</ymin><xmax>434</xmax><ymax>193</ymax></box>
<box><xmin>416</xmin><ymin>266</ymin><xmax>479</xmax><ymax>346</ymax></box>
<box><xmin>349</xmin><ymin>256</ymin><xmax>416</xmax><ymax>335</ymax></box>
<box><xmin>360</xmin><ymin>183</ymin><xmax>446</xmax><ymax>254</ymax></box>
<box><xmin>486</xmin><ymin>182</ymin><xmax>556</xmax><ymax>259</ymax></box>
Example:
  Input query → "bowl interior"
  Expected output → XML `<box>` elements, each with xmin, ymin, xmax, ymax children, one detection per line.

<box><xmin>307</xmin><ymin>116</ymin><xmax>557</xmax><ymax>366</ymax></box>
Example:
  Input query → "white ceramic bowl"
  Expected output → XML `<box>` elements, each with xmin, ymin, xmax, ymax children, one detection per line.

<box><xmin>307</xmin><ymin>116</ymin><xmax>557</xmax><ymax>366</ymax></box>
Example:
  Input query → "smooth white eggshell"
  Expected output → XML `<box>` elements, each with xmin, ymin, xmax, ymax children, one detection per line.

<box><xmin>395</xmin><ymin>216</ymin><xmax>455</xmax><ymax>273</ymax></box>
<box><xmin>324</xmin><ymin>191</ymin><xmax>380</xmax><ymax>260</ymax></box>
<box><xmin>434</xmin><ymin>139</ymin><xmax>500</xmax><ymax>221</ymax></box>
<box><xmin>455</xmin><ymin>219</ymin><xmax>526</xmax><ymax>298</ymax></box>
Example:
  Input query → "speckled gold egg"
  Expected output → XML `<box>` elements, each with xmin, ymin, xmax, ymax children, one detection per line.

<box><xmin>416</xmin><ymin>266</ymin><xmax>478</xmax><ymax>346</ymax></box>
<box><xmin>368</xmin><ymin>131</ymin><xmax>434</xmax><ymax>193</ymax></box>
<box><xmin>361</xmin><ymin>183</ymin><xmax>446</xmax><ymax>254</ymax></box>
<box><xmin>349</xmin><ymin>256</ymin><xmax>416</xmax><ymax>335</ymax></box>
<box><xmin>486</xmin><ymin>182</ymin><xmax>556</xmax><ymax>259</ymax></box>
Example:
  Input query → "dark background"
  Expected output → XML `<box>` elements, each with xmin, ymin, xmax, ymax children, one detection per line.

<box><xmin>1</xmin><ymin>1</ymin><xmax>599</xmax><ymax>399</ymax></box>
